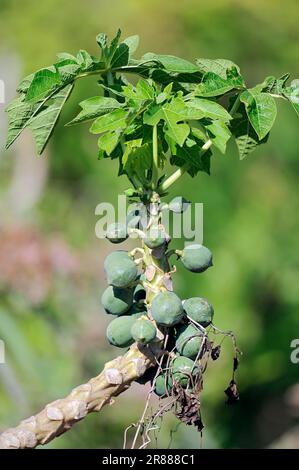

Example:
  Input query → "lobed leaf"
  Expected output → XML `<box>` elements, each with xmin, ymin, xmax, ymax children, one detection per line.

<box><xmin>67</xmin><ymin>96</ymin><xmax>122</xmax><ymax>125</ymax></box>
<box><xmin>171</xmin><ymin>138</ymin><xmax>212</xmax><ymax>176</ymax></box>
<box><xmin>90</xmin><ymin>108</ymin><xmax>128</xmax><ymax>134</ymax></box>
<box><xmin>240</xmin><ymin>89</ymin><xmax>277</xmax><ymax>140</ymax></box>
<box><xmin>205</xmin><ymin>120</ymin><xmax>231</xmax><ymax>154</ymax></box>
<box><xmin>283</xmin><ymin>80</ymin><xmax>299</xmax><ymax>116</ymax></box>
<box><xmin>230</xmin><ymin>110</ymin><xmax>269</xmax><ymax>160</ymax></box>
<box><xmin>142</xmin><ymin>53</ymin><xmax>199</xmax><ymax>74</ymax></box>
<box><xmin>28</xmin><ymin>84</ymin><xmax>74</xmax><ymax>154</ymax></box>
<box><xmin>196</xmin><ymin>58</ymin><xmax>240</xmax><ymax>79</ymax></box>
<box><xmin>25</xmin><ymin>67</ymin><xmax>61</xmax><ymax>103</ymax></box>
<box><xmin>5</xmin><ymin>96</ymin><xmax>40</xmax><ymax>149</ymax></box>
<box><xmin>186</xmin><ymin>97</ymin><xmax>232</xmax><ymax>122</ymax></box>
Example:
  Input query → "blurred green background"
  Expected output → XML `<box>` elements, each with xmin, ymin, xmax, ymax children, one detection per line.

<box><xmin>0</xmin><ymin>0</ymin><xmax>298</xmax><ymax>449</ymax></box>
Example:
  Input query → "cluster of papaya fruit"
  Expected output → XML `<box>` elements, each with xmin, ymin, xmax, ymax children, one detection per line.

<box><xmin>101</xmin><ymin>197</ymin><xmax>214</xmax><ymax>396</ymax></box>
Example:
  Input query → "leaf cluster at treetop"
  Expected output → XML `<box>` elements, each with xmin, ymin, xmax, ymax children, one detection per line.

<box><xmin>6</xmin><ymin>30</ymin><xmax>298</xmax><ymax>191</ymax></box>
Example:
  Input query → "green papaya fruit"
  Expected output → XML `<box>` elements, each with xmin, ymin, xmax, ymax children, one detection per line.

<box><xmin>101</xmin><ymin>285</ymin><xmax>133</xmax><ymax>315</ymax></box>
<box><xmin>151</xmin><ymin>291</ymin><xmax>184</xmax><ymax>326</ymax></box>
<box><xmin>180</xmin><ymin>244</ymin><xmax>213</xmax><ymax>273</ymax></box>
<box><xmin>144</xmin><ymin>228</ymin><xmax>166</xmax><ymax>249</ymax></box>
<box><xmin>131</xmin><ymin>318</ymin><xmax>157</xmax><ymax>344</ymax></box>
<box><xmin>175</xmin><ymin>324</ymin><xmax>204</xmax><ymax>358</ymax></box>
<box><xmin>106</xmin><ymin>222</ymin><xmax>128</xmax><ymax>244</ymax></box>
<box><xmin>106</xmin><ymin>315</ymin><xmax>136</xmax><ymax>348</ymax></box>
<box><xmin>168</xmin><ymin>196</ymin><xmax>190</xmax><ymax>213</ymax></box>
<box><xmin>154</xmin><ymin>374</ymin><xmax>173</xmax><ymax>397</ymax></box>
<box><xmin>104</xmin><ymin>251</ymin><xmax>138</xmax><ymax>288</ymax></box>
<box><xmin>104</xmin><ymin>250</ymin><xmax>129</xmax><ymax>266</ymax></box>
<box><xmin>183</xmin><ymin>297</ymin><xmax>214</xmax><ymax>327</ymax></box>
<box><xmin>172</xmin><ymin>356</ymin><xmax>200</xmax><ymax>387</ymax></box>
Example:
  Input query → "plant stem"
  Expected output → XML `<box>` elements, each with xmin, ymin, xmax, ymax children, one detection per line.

<box><xmin>0</xmin><ymin>344</ymin><xmax>160</xmax><ymax>449</ymax></box>
<box><xmin>229</xmin><ymin>94</ymin><xmax>241</xmax><ymax>116</ymax></box>
<box><xmin>152</xmin><ymin>125</ymin><xmax>159</xmax><ymax>189</ymax></box>
<box><xmin>160</xmin><ymin>139</ymin><xmax>213</xmax><ymax>192</ymax></box>
<box><xmin>160</xmin><ymin>166</ymin><xmax>188</xmax><ymax>192</ymax></box>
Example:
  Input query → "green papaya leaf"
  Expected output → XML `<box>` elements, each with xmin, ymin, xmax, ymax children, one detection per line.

<box><xmin>122</xmin><ymin>80</ymin><xmax>155</xmax><ymax>106</ymax></box>
<box><xmin>122</xmin><ymin>35</ymin><xmax>139</xmax><ymax>57</ymax></box>
<box><xmin>56</xmin><ymin>61</ymin><xmax>81</xmax><ymax>82</ymax></box>
<box><xmin>67</xmin><ymin>96</ymin><xmax>122</xmax><ymax>125</ymax></box>
<box><xmin>25</xmin><ymin>67</ymin><xmax>62</xmax><ymax>103</ymax></box>
<box><xmin>171</xmin><ymin>138</ymin><xmax>211</xmax><ymax>176</ymax></box>
<box><xmin>194</xmin><ymin>67</ymin><xmax>245</xmax><ymax>97</ymax></box>
<box><xmin>142</xmin><ymin>53</ymin><xmax>199</xmax><ymax>74</ymax></box>
<box><xmin>144</xmin><ymin>98</ymin><xmax>201</xmax><ymax>146</ymax></box>
<box><xmin>122</xmin><ymin>139</ymin><xmax>152</xmax><ymax>182</ymax></box>
<box><xmin>283</xmin><ymin>80</ymin><xmax>299</xmax><ymax>116</ymax></box>
<box><xmin>230</xmin><ymin>109</ymin><xmax>269</xmax><ymax>159</ymax></box>
<box><xmin>90</xmin><ymin>108</ymin><xmax>128</xmax><ymax>134</ymax></box>
<box><xmin>144</xmin><ymin>97</ymin><xmax>203</xmax><ymax>146</ymax></box>
<box><xmin>76</xmin><ymin>50</ymin><xmax>94</xmax><ymax>71</ymax></box>
<box><xmin>205</xmin><ymin>120</ymin><xmax>231</xmax><ymax>154</ymax></box>
<box><xmin>28</xmin><ymin>84</ymin><xmax>74</xmax><ymax>154</ymax></box>
<box><xmin>111</xmin><ymin>43</ymin><xmax>129</xmax><ymax>68</ymax></box>
<box><xmin>196</xmin><ymin>58</ymin><xmax>240</xmax><ymax>79</ymax></box>
<box><xmin>5</xmin><ymin>95</ymin><xmax>40</xmax><ymax>149</ymax></box>
<box><xmin>186</xmin><ymin>97</ymin><xmax>232</xmax><ymax>122</ymax></box>
<box><xmin>109</xmin><ymin>29</ymin><xmax>122</xmax><ymax>59</ymax></box>
<box><xmin>17</xmin><ymin>73</ymin><xmax>36</xmax><ymax>93</ymax></box>
<box><xmin>98</xmin><ymin>131</ymin><xmax>120</xmax><ymax>155</ymax></box>
<box><xmin>240</xmin><ymin>89</ymin><xmax>277</xmax><ymax>140</ymax></box>
<box><xmin>56</xmin><ymin>52</ymin><xmax>78</xmax><ymax>63</ymax></box>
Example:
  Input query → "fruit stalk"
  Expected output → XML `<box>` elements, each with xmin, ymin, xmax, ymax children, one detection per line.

<box><xmin>0</xmin><ymin>343</ymin><xmax>160</xmax><ymax>449</ymax></box>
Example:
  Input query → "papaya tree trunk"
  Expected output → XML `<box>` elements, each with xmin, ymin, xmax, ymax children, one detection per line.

<box><xmin>0</xmin><ymin>343</ymin><xmax>160</xmax><ymax>449</ymax></box>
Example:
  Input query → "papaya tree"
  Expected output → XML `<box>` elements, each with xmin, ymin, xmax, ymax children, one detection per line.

<box><xmin>1</xmin><ymin>30</ymin><xmax>298</xmax><ymax>449</ymax></box>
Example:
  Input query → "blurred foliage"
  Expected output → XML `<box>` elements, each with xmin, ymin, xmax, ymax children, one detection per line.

<box><xmin>0</xmin><ymin>0</ymin><xmax>299</xmax><ymax>449</ymax></box>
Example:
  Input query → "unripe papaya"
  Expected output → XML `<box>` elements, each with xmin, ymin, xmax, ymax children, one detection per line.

<box><xmin>179</xmin><ymin>244</ymin><xmax>213</xmax><ymax>273</ymax></box>
<box><xmin>104</xmin><ymin>250</ymin><xmax>129</xmax><ymax>266</ymax></box>
<box><xmin>183</xmin><ymin>297</ymin><xmax>214</xmax><ymax>327</ymax></box>
<box><xmin>106</xmin><ymin>315</ymin><xmax>136</xmax><ymax>348</ymax></box>
<box><xmin>172</xmin><ymin>356</ymin><xmax>200</xmax><ymax>387</ymax></box>
<box><xmin>101</xmin><ymin>285</ymin><xmax>133</xmax><ymax>315</ymax></box>
<box><xmin>154</xmin><ymin>374</ymin><xmax>173</xmax><ymax>397</ymax></box>
<box><xmin>144</xmin><ymin>228</ymin><xmax>166</xmax><ymax>249</ymax></box>
<box><xmin>151</xmin><ymin>292</ymin><xmax>184</xmax><ymax>326</ymax></box>
<box><xmin>175</xmin><ymin>324</ymin><xmax>203</xmax><ymax>358</ymax></box>
<box><xmin>168</xmin><ymin>196</ymin><xmax>190</xmax><ymax>213</ymax></box>
<box><xmin>131</xmin><ymin>318</ymin><xmax>156</xmax><ymax>344</ymax></box>
<box><xmin>104</xmin><ymin>251</ymin><xmax>138</xmax><ymax>288</ymax></box>
<box><xmin>106</xmin><ymin>223</ymin><xmax>128</xmax><ymax>244</ymax></box>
